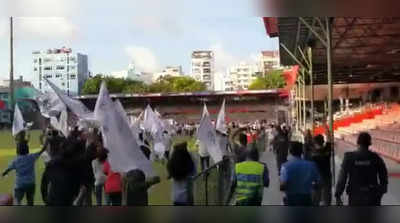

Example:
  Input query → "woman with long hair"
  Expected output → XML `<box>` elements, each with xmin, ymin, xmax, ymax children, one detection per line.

<box><xmin>167</xmin><ymin>142</ymin><xmax>196</xmax><ymax>206</ymax></box>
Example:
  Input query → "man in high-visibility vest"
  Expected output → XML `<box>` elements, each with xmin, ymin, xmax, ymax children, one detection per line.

<box><xmin>229</xmin><ymin>148</ymin><xmax>269</xmax><ymax>205</ymax></box>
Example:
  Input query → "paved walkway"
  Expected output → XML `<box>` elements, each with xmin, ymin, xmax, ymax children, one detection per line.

<box><xmin>261</xmin><ymin>140</ymin><xmax>400</xmax><ymax>205</ymax></box>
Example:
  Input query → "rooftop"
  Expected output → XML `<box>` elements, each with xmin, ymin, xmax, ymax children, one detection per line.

<box><xmin>264</xmin><ymin>17</ymin><xmax>400</xmax><ymax>85</ymax></box>
<box><xmin>32</xmin><ymin>47</ymin><xmax>72</xmax><ymax>55</ymax></box>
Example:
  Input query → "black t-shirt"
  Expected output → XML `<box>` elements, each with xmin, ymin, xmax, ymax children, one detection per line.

<box><xmin>46</xmin><ymin>157</ymin><xmax>81</xmax><ymax>205</ymax></box>
<box><xmin>311</xmin><ymin>144</ymin><xmax>332</xmax><ymax>179</ymax></box>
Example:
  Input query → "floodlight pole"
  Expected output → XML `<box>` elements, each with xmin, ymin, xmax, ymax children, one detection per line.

<box><xmin>9</xmin><ymin>17</ymin><xmax>15</xmax><ymax>112</ymax></box>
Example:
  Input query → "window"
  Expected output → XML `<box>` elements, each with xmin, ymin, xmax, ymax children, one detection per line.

<box><xmin>203</xmin><ymin>68</ymin><xmax>211</xmax><ymax>73</ymax></box>
<box><xmin>69</xmin><ymin>56</ymin><xmax>76</xmax><ymax>62</ymax></box>
<box><xmin>203</xmin><ymin>75</ymin><xmax>211</xmax><ymax>80</ymax></box>
<box><xmin>70</xmin><ymin>74</ymin><xmax>76</xmax><ymax>79</ymax></box>
<box><xmin>56</xmin><ymin>66</ymin><xmax>65</xmax><ymax>70</ymax></box>
<box><xmin>70</xmin><ymin>66</ymin><xmax>76</xmax><ymax>70</ymax></box>
<box><xmin>34</xmin><ymin>67</ymin><xmax>38</xmax><ymax>71</ymax></box>
<box><xmin>203</xmin><ymin>62</ymin><xmax>210</xmax><ymax>67</ymax></box>
<box><xmin>33</xmin><ymin>59</ymin><xmax>38</xmax><ymax>63</ymax></box>
<box><xmin>43</xmin><ymin>58</ymin><xmax>52</xmax><ymax>63</ymax></box>
<box><xmin>44</xmin><ymin>67</ymin><xmax>52</xmax><ymax>71</ymax></box>
<box><xmin>61</xmin><ymin>82</ymin><xmax>65</xmax><ymax>86</ymax></box>
<box><xmin>45</xmin><ymin>74</ymin><xmax>53</xmax><ymax>78</ymax></box>
<box><xmin>56</xmin><ymin>74</ymin><xmax>62</xmax><ymax>78</ymax></box>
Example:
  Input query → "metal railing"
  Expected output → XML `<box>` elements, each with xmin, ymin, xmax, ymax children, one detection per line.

<box><xmin>192</xmin><ymin>157</ymin><xmax>235</xmax><ymax>206</ymax></box>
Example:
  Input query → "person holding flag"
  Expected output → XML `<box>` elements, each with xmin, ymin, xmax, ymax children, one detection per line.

<box><xmin>12</xmin><ymin>104</ymin><xmax>32</xmax><ymax>157</ymax></box>
<box><xmin>216</xmin><ymin>99</ymin><xmax>231</xmax><ymax>157</ymax></box>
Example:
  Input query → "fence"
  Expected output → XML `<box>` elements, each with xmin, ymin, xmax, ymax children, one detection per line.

<box><xmin>192</xmin><ymin>156</ymin><xmax>235</xmax><ymax>205</ymax></box>
<box><xmin>192</xmin><ymin>134</ymin><xmax>267</xmax><ymax>206</ymax></box>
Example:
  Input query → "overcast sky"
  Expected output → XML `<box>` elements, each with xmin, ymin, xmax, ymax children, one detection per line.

<box><xmin>0</xmin><ymin>0</ymin><xmax>278</xmax><ymax>82</ymax></box>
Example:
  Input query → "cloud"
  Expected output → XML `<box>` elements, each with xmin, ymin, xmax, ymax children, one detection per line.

<box><xmin>0</xmin><ymin>0</ymin><xmax>78</xmax><ymax>39</ymax></box>
<box><xmin>2</xmin><ymin>0</ymin><xmax>78</xmax><ymax>17</ymax></box>
<box><xmin>0</xmin><ymin>19</ymin><xmax>6</xmax><ymax>37</ymax></box>
<box><xmin>15</xmin><ymin>17</ymin><xmax>78</xmax><ymax>40</ymax></box>
<box><xmin>126</xmin><ymin>0</ymin><xmax>185</xmax><ymax>35</ymax></box>
<box><xmin>210</xmin><ymin>43</ymin><xmax>241</xmax><ymax>72</ymax></box>
<box><xmin>209</xmin><ymin>44</ymin><xmax>262</xmax><ymax>72</ymax></box>
<box><xmin>125</xmin><ymin>46</ymin><xmax>160</xmax><ymax>73</ymax></box>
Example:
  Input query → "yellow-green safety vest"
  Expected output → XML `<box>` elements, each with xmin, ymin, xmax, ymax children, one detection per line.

<box><xmin>235</xmin><ymin>161</ymin><xmax>264</xmax><ymax>204</ymax></box>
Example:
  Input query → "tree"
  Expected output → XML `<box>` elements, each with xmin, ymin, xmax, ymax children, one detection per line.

<box><xmin>81</xmin><ymin>74</ymin><xmax>206</xmax><ymax>94</ymax></box>
<box><xmin>248</xmin><ymin>69</ymin><xmax>285</xmax><ymax>90</ymax></box>
<box><xmin>82</xmin><ymin>75</ymin><xmax>147</xmax><ymax>94</ymax></box>
<box><xmin>82</xmin><ymin>74</ymin><xmax>103</xmax><ymax>94</ymax></box>
<box><xmin>148</xmin><ymin>76</ymin><xmax>206</xmax><ymax>93</ymax></box>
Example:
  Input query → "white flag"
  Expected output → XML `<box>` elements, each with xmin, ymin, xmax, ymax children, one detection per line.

<box><xmin>59</xmin><ymin>108</ymin><xmax>69</xmax><ymax>137</ymax></box>
<box><xmin>94</xmin><ymin>82</ymin><xmax>154</xmax><ymax>176</ymax></box>
<box><xmin>143</xmin><ymin>105</ymin><xmax>164</xmax><ymax>135</ymax></box>
<box><xmin>216</xmin><ymin>99</ymin><xmax>227</xmax><ymax>134</ymax></box>
<box><xmin>35</xmin><ymin>90</ymin><xmax>66</xmax><ymax>118</ymax></box>
<box><xmin>12</xmin><ymin>104</ymin><xmax>25</xmax><ymax>136</ymax></box>
<box><xmin>196</xmin><ymin>104</ymin><xmax>223</xmax><ymax>163</ymax></box>
<box><xmin>45</xmin><ymin>78</ymin><xmax>92</xmax><ymax>119</ymax></box>
<box><xmin>114</xmin><ymin>100</ymin><xmax>130</xmax><ymax>125</ymax></box>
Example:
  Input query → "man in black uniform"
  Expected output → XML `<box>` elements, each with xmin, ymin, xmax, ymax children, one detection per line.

<box><xmin>311</xmin><ymin>134</ymin><xmax>332</xmax><ymax>206</ymax></box>
<box><xmin>271</xmin><ymin>126</ymin><xmax>289</xmax><ymax>176</ymax></box>
<box><xmin>335</xmin><ymin>132</ymin><xmax>388</xmax><ymax>206</ymax></box>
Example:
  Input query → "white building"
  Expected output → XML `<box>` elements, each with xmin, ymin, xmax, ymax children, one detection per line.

<box><xmin>152</xmin><ymin>66</ymin><xmax>183</xmax><ymax>82</ymax></box>
<box><xmin>258</xmin><ymin>51</ymin><xmax>280</xmax><ymax>75</ymax></box>
<box><xmin>191</xmin><ymin>51</ymin><xmax>215</xmax><ymax>90</ymax></box>
<box><xmin>32</xmin><ymin>47</ymin><xmax>89</xmax><ymax>96</ymax></box>
<box><xmin>228</xmin><ymin>62</ymin><xmax>260</xmax><ymax>90</ymax></box>
<box><xmin>213</xmin><ymin>72</ymin><xmax>234</xmax><ymax>91</ymax></box>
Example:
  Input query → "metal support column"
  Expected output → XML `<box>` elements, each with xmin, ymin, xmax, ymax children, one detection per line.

<box><xmin>302</xmin><ymin>73</ymin><xmax>306</xmax><ymax>131</ymax></box>
<box><xmin>308</xmin><ymin>47</ymin><xmax>314</xmax><ymax>133</ymax></box>
<box><xmin>296</xmin><ymin>81</ymin><xmax>301</xmax><ymax>130</ymax></box>
<box><xmin>326</xmin><ymin>17</ymin><xmax>335</xmax><ymax>186</ymax></box>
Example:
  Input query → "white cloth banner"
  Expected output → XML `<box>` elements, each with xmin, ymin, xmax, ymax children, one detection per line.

<box><xmin>12</xmin><ymin>104</ymin><xmax>25</xmax><ymax>136</ymax></box>
<box><xmin>216</xmin><ymin>99</ymin><xmax>227</xmax><ymax>134</ymax></box>
<box><xmin>45</xmin><ymin>78</ymin><xmax>92</xmax><ymax>120</ymax></box>
<box><xmin>35</xmin><ymin>90</ymin><xmax>66</xmax><ymax>118</ymax></box>
<box><xmin>143</xmin><ymin>105</ymin><xmax>164</xmax><ymax>135</ymax></box>
<box><xmin>94</xmin><ymin>82</ymin><xmax>154</xmax><ymax>176</ymax></box>
<box><xmin>50</xmin><ymin>108</ymin><xmax>70</xmax><ymax>137</ymax></box>
<box><xmin>196</xmin><ymin>104</ymin><xmax>223</xmax><ymax>163</ymax></box>
<box><xmin>59</xmin><ymin>108</ymin><xmax>69</xmax><ymax>137</ymax></box>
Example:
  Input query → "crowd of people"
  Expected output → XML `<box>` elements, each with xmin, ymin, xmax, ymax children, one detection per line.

<box><xmin>0</xmin><ymin>118</ymin><xmax>389</xmax><ymax>206</ymax></box>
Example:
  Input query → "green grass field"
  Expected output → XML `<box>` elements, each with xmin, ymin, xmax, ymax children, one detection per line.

<box><xmin>0</xmin><ymin>131</ymin><xmax>202</xmax><ymax>205</ymax></box>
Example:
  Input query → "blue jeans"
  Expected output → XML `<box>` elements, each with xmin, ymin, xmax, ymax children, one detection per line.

<box><xmin>285</xmin><ymin>194</ymin><xmax>313</xmax><ymax>206</ymax></box>
<box><xmin>95</xmin><ymin>184</ymin><xmax>104</xmax><ymax>206</ymax></box>
<box><xmin>14</xmin><ymin>184</ymin><xmax>35</xmax><ymax>206</ymax></box>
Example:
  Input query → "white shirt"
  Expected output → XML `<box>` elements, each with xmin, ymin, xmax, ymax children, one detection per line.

<box><xmin>92</xmin><ymin>159</ymin><xmax>107</xmax><ymax>186</ymax></box>
<box><xmin>197</xmin><ymin>140</ymin><xmax>209</xmax><ymax>157</ymax></box>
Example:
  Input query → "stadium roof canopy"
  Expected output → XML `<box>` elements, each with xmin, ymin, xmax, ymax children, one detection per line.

<box><xmin>75</xmin><ymin>89</ymin><xmax>281</xmax><ymax>100</ymax></box>
<box><xmin>264</xmin><ymin>17</ymin><xmax>400</xmax><ymax>85</ymax></box>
